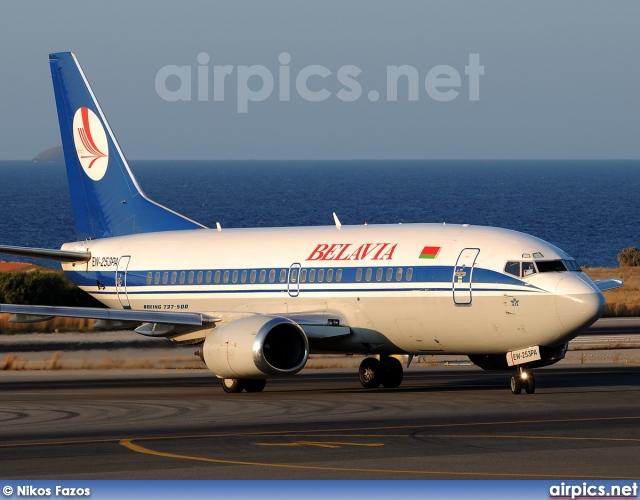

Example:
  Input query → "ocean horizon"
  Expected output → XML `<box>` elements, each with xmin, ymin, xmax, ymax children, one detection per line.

<box><xmin>0</xmin><ymin>159</ymin><xmax>638</xmax><ymax>268</ymax></box>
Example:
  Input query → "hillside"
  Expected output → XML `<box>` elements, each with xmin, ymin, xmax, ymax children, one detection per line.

<box><xmin>32</xmin><ymin>145</ymin><xmax>63</xmax><ymax>162</ymax></box>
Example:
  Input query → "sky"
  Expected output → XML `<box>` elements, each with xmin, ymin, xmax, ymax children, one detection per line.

<box><xmin>0</xmin><ymin>1</ymin><xmax>638</xmax><ymax>161</ymax></box>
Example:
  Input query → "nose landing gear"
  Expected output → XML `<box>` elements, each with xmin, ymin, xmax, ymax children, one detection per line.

<box><xmin>510</xmin><ymin>367</ymin><xmax>535</xmax><ymax>394</ymax></box>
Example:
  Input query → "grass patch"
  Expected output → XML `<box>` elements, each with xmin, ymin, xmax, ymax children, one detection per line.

<box><xmin>584</xmin><ymin>266</ymin><xmax>640</xmax><ymax>317</ymax></box>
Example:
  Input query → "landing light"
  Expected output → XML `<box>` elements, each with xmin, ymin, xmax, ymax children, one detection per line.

<box><xmin>520</xmin><ymin>372</ymin><xmax>528</xmax><ymax>380</ymax></box>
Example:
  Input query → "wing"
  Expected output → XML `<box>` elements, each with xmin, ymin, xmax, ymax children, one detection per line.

<box><xmin>0</xmin><ymin>303</ymin><xmax>218</xmax><ymax>328</ymax></box>
<box><xmin>593</xmin><ymin>278</ymin><xmax>624</xmax><ymax>292</ymax></box>
<box><xmin>0</xmin><ymin>302</ymin><xmax>348</xmax><ymax>343</ymax></box>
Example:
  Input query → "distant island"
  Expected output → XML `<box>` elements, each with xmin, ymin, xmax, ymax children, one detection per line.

<box><xmin>32</xmin><ymin>145</ymin><xmax>64</xmax><ymax>162</ymax></box>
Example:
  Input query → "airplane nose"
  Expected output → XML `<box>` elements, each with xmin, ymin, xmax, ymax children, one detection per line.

<box><xmin>555</xmin><ymin>275</ymin><xmax>605</xmax><ymax>335</ymax></box>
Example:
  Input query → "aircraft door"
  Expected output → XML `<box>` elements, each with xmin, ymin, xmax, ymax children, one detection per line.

<box><xmin>452</xmin><ymin>248</ymin><xmax>480</xmax><ymax>305</ymax></box>
<box><xmin>288</xmin><ymin>263</ymin><xmax>301</xmax><ymax>297</ymax></box>
<box><xmin>116</xmin><ymin>256</ymin><xmax>131</xmax><ymax>309</ymax></box>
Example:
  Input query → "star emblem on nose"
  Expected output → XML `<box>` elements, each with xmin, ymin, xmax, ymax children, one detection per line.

<box><xmin>511</xmin><ymin>298</ymin><xmax>519</xmax><ymax>307</ymax></box>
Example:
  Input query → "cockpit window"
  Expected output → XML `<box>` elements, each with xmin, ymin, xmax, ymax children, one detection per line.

<box><xmin>564</xmin><ymin>260</ymin><xmax>582</xmax><ymax>272</ymax></box>
<box><xmin>505</xmin><ymin>261</ymin><xmax>520</xmax><ymax>277</ymax></box>
<box><xmin>504</xmin><ymin>261</ymin><xmax>537</xmax><ymax>278</ymax></box>
<box><xmin>536</xmin><ymin>260</ymin><xmax>567</xmax><ymax>273</ymax></box>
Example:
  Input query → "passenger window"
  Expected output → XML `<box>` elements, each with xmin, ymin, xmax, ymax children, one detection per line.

<box><xmin>396</xmin><ymin>268</ymin><xmax>403</xmax><ymax>281</ymax></box>
<box><xmin>300</xmin><ymin>269</ymin><xmax>307</xmax><ymax>283</ymax></box>
<box><xmin>232</xmin><ymin>270</ymin><xmax>238</xmax><ymax>283</ymax></box>
<box><xmin>154</xmin><ymin>272</ymin><xmax>160</xmax><ymax>285</ymax></box>
<box><xmin>241</xmin><ymin>270</ymin><xmax>247</xmax><ymax>283</ymax></box>
<box><xmin>505</xmin><ymin>261</ymin><xmax>520</xmax><ymax>277</ymax></box>
<box><xmin>170</xmin><ymin>272</ymin><xmax>177</xmax><ymax>285</ymax></box>
<box><xmin>326</xmin><ymin>269</ymin><xmax>333</xmax><ymax>282</ymax></box>
<box><xmin>259</xmin><ymin>269</ymin><xmax>266</xmax><ymax>283</ymax></box>
<box><xmin>365</xmin><ymin>268</ymin><xmax>372</xmax><ymax>281</ymax></box>
<box><xmin>309</xmin><ymin>269</ymin><xmax>316</xmax><ymax>283</ymax></box>
<box><xmin>522</xmin><ymin>262</ymin><xmax>537</xmax><ymax>277</ymax></box>
<box><xmin>250</xmin><ymin>270</ymin><xmax>256</xmax><ymax>283</ymax></box>
<box><xmin>356</xmin><ymin>269</ymin><xmax>363</xmax><ymax>282</ymax></box>
<box><xmin>290</xmin><ymin>269</ymin><xmax>298</xmax><ymax>283</ymax></box>
<box><xmin>406</xmin><ymin>268</ymin><xmax>413</xmax><ymax>281</ymax></box>
<box><xmin>376</xmin><ymin>268</ymin><xmax>383</xmax><ymax>281</ymax></box>
<box><xmin>206</xmin><ymin>271</ymin><xmax>212</xmax><ymax>284</ymax></box>
<box><xmin>212</xmin><ymin>271</ymin><xmax>219</xmax><ymax>284</ymax></box>
<box><xmin>279</xmin><ymin>269</ymin><xmax>287</xmax><ymax>283</ymax></box>
<box><xmin>318</xmin><ymin>269</ymin><xmax>324</xmax><ymax>282</ymax></box>
<box><xmin>386</xmin><ymin>268</ymin><xmax>393</xmax><ymax>281</ymax></box>
<box><xmin>196</xmin><ymin>271</ymin><xmax>203</xmax><ymax>284</ymax></box>
<box><xmin>146</xmin><ymin>272</ymin><xmax>152</xmax><ymax>285</ymax></box>
<box><xmin>162</xmin><ymin>272</ymin><xmax>168</xmax><ymax>284</ymax></box>
<box><xmin>269</xmin><ymin>269</ymin><xmax>275</xmax><ymax>283</ymax></box>
<box><xmin>188</xmin><ymin>271</ymin><xmax>194</xmax><ymax>284</ymax></box>
<box><xmin>336</xmin><ymin>269</ymin><xmax>342</xmax><ymax>282</ymax></box>
<box><xmin>179</xmin><ymin>271</ymin><xmax>185</xmax><ymax>284</ymax></box>
<box><xmin>223</xmin><ymin>271</ymin><xmax>229</xmax><ymax>283</ymax></box>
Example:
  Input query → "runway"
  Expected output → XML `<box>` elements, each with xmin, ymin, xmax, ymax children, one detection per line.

<box><xmin>1</xmin><ymin>364</ymin><xmax>639</xmax><ymax>479</ymax></box>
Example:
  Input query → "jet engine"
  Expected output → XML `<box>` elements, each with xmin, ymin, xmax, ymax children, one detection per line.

<box><xmin>201</xmin><ymin>315</ymin><xmax>309</xmax><ymax>379</ymax></box>
<box><xmin>468</xmin><ymin>343</ymin><xmax>568</xmax><ymax>370</ymax></box>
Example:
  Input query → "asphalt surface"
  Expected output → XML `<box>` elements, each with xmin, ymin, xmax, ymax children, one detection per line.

<box><xmin>1</xmin><ymin>364</ymin><xmax>639</xmax><ymax>480</ymax></box>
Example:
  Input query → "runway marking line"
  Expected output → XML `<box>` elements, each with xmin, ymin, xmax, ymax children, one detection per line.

<box><xmin>0</xmin><ymin>415</ymin><xmax>640</xmax><ymax>449</ymax></box>
<box><xmin>118</xmin><ymin>438</ymin><xmax>636</xmax><ymax>479</ymax></box>
<box><xmin>1</xmin><ymin>414</ymin><xmax>638</xmax><ymax>478</ymax></box>
<box><xmin>2</xmin><ymin>414</ymin><xmax>640</xmax><ymax>449</ymax></box>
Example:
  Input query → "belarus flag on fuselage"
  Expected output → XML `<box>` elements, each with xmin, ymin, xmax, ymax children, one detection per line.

<box><xmin>419</xmin><ymin>246</ymin><xmax>441</xmax><ymax>259</ymax></box>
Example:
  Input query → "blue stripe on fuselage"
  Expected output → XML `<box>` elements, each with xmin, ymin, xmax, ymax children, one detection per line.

<box><xmin>64</xmin><ymin>265</ymin><xmax>534</xmax><ymax>292</ymax></box>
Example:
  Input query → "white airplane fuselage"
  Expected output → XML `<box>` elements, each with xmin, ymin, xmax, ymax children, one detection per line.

<box><xmin>61</xmin><ymin>222</ymin><xmax>604</xmax><ymax>356</ymax></box>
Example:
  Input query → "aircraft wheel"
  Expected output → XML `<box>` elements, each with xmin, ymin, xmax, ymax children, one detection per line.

<box><xmin>510</xmin><ymin>374</ymin><xmax>522</xmax><ymax>395</ymax></box>
<box><xmin>359</xmin><ymin>358</ymin><xmax>381</xmax><ymax>388</ymax></box>
<box><xmin>221</xmin><ymin>378</ymin><xmax>245</xmax><ymax>393</ymax></box>
<box><xmin>380</xmin><ymin>357</ymin><xmax>403</xmax><ymax>388</ymax></box>
<box><xmin>524</xmin><ymin>372</ymin><xmax>536</xmax><ymax>394</ymax></box>
<box><xmin>244</xmin><ymin>379</ymin><xmax>267</xmax><ymax>393</ymax></box>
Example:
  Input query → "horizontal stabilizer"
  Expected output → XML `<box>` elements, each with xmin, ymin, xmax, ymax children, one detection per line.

<box><xmin>0</xmin><ymin>244</ymin><xmax>90</xmax><ymax>263</ymax></box>
<box><xmin>593</xmin><ymin>278</ymin><xmax>624</xmax><ymax>292</ymax></box>
<box><xmin>0</xmin><ymin>303</ymin><xmax>219</xmax><ymax>326</ymax></box>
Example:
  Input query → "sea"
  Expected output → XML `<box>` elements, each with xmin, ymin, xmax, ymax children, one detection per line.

<box><xmin>0</xmin><ymin>159</ymin><xmax>638</xmax><ymax>269</ymax></box>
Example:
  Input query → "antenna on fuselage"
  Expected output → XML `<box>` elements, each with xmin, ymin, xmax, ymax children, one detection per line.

<box><xmin>333</xmin><ymin>212</ymin><xmax>342</xmax><ymax>230</ymax></box>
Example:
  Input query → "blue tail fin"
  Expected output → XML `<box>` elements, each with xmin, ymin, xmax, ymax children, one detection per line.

<box><xmin>49</xmin><ymin>52</ymin><xmax>206</xmax><ymax>240</ymax></box>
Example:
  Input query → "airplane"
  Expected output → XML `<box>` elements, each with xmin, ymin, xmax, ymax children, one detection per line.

<box><xmin>0</xmin><ymin>52</ymin><xmax>623</xmax><ymax>395</ymax></box>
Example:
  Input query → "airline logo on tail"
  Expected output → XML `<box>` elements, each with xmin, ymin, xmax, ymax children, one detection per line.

<box><xmin>72</xmin><ymin>107</ymin><xmax>108</xmax><ymax>181</ymax></box>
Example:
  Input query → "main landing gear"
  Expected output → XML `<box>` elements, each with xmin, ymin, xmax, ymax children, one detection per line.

<box><xmin>510</xmin><ymin>367</ymin><xmax>535</xmax><ymax>394</ymax></box>
<box><xmin>358</xmin><ymin>355</ymin><xmax>404</xmax><ymax>389</ymax></box>
<box><xmin>221</xmin><ymin>378</ymin><xmax>267</xmax><ymax>393</ymax></box>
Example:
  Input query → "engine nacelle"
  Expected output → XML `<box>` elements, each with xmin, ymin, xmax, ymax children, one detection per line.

<box><xmin>202</xmin><ymin>315</ymin><xmax>309</xmax><ymax>379</ymax></box>
<box><xmin>468</xmin><ymin>343</ymin><xmax>568</xmax><ymax>371</ymax></box>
